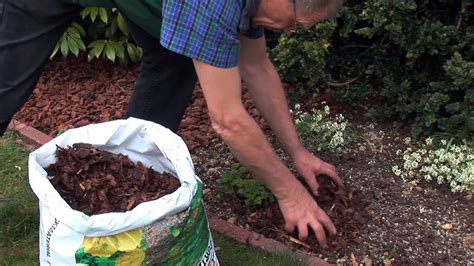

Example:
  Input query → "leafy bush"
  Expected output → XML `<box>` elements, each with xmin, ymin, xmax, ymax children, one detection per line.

<box><xmin>294</xmin><ymin>103</ymin><xmax>352</xmax><ymax>154</ymax></box>
<box><xmin>270</xmin><ymin>21</ymin><xmax>336</xmax><ymax>97</ymax></box>
<box><xmin>392</xmin><ymin>137</ymin><xmax>474</xmax><ymax>194</ymax></box>
<box><xmin>218</xmin><ymin>164</ymin><xmax>273</xmax><ymax>208</ymax></box>
<box><xmin>51</xmin><ymin>7</ymin><xmax>142</xmax><ymax>65</ymax></box>
<box><xmin>270</xmin><ymin>0</ymin><xmax>474</xmax><ymax>140</ymax></box>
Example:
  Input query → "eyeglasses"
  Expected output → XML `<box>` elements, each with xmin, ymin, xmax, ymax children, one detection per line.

<box><xmin>287</xmin><ymin>0</ymin><xmax>303</xmax><ymax>34</ymax></box>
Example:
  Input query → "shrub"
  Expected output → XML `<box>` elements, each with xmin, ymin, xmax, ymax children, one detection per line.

<box><xmin>218</xmin><ymin>164</ymin><xmax>273</xmax><ymax>208</ymax></box>
<box><xmin>270</xmin><ymin>21</ymin><xmax>336</xmax><ymax>99</ymax></box>
<box><xmin>294</xmin><ymin>103</ymin><xmax>351</xmax><ymax>154</ymax></box>
<box><xmin>270</xmin><ymin>0</ymin><xmax>474</xmax><ymax>140</ymax></box>
<box><xmin>392</xmin><ymin>137</ymin><xmax>474</xmax><ymax>194</ymax></box>
<box><xmin>51</xmin><ymin>7</ymin><xmax>142</xmax><ymax>65</ymax></box>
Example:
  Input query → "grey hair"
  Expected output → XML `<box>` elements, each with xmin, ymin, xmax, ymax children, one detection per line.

<box><xmin>294</xmin><ymin>0</ymin><xmax>343</xmax><ymax>17</ymax></box>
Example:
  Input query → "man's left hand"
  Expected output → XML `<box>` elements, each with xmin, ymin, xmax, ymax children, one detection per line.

<box><xmin>292</xmin><ymin>148</ymin><xmax>345</xmax><ymax>195</ymax></box>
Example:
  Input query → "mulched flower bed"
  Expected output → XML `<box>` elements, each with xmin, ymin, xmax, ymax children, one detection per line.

<box><xmin>45</xmin><ymin>143</ymin><xmax>179</xmax><ymax>215</ymax></box>
<box><xmin>16</xmin><ymin>56</ymin><xmax>474</xmax><ymax>264</ymax></box>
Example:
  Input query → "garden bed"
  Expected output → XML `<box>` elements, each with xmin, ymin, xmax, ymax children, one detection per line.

<box><xmin>16</xmin><ymin>56</ymin><xmax>474</xmax><ymax>264</ymax></box>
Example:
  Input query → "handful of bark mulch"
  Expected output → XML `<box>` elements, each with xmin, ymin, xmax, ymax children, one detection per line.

<box><xmin>315</xmin><ymin>177</ymin><xmax>370</xmax><ymax>253</ymax></box>
<box><xmin>45</xmin><ymin>143</ymin><xmax>180</xmax><ymax>216</ymax></box>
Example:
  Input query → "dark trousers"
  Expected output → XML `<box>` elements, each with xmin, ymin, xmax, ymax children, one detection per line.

<box><xmin>0</xmin><ymin>0</ymin><xmax>197</xmax><ymax>136</ymax></box>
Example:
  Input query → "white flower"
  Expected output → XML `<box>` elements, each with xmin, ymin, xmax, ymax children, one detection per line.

<box><xmin>324</xmin><ymin>105</ymin><xmax>330</xmax><ymax>114</ymax></box>
<box><xmin>392</xmin><ymin>166</ymin><xmax>402</xmax><ymax>176</ymax></box>
<box><xmin>425</xmin><ymin>137</ymin><xmax>433</xmax><ymax>145</ymax></box>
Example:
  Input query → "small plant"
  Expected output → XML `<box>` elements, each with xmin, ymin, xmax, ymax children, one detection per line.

<box><xmin>294</xmin><ymin>103</ymin><xmax>351</xmax><ymax>154</ymax></box>
<box><xmin>219</xmin><ymin>164</ymin><xmax>273</xmax><ymax>208</ymax></box>
<box><xmin>51</xmin><ymin>7</ymin><xmax>142</xmax><ymax>65</ymax></box>
<box><xmin>392</xmin><ymin>137</ymin><xmax>474</xmax><ymax>193</ymax></box>
<box><xmin>50</xmin><ymin>22</ymin><xmax>87</xmax><ymax>59</ymax></box>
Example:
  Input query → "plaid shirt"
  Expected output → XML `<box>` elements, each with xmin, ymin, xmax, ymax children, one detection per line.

<box><xmin>161</xmin><ymin>0</ymin><xmax>264</xmax><ymax>68</ymax></box>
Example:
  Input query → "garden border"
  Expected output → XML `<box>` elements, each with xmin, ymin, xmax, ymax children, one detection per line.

<box><xmin>8</xmin><ymin>119</ymin><xmax>330</xmax><ymax>266</ymax></box>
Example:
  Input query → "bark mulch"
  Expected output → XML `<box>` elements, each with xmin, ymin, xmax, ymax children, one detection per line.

<box><xmin>45</xmin><ymin>143</ymin><xmax>179</xmax><ymax>215</ymax></box>
<box><xmin>16</xmin><ymin>56</ymin><xmax>474</xmax><ymax>265</ymax></box>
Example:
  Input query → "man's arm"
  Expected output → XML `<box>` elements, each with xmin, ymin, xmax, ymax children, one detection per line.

<box><xmin>237</xmin><ymin>34</ymin><xmax>344</xmax><ymax>193</ymax></box>
<box><xmin>192</xmin><ymin>60</ymin><xmax>335</xmax><ymax>246</ymax></box>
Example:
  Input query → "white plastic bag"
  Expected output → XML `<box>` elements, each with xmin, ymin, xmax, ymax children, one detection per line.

<box><xmin>28</xmin><ymin>118</ymin><xmax>218</xmax><ymax>265</ymax></box>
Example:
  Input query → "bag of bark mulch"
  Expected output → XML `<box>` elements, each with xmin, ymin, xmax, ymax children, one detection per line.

<box><xmin>28</xmin><ymin>118</ymin><xmax>218</xmax><ymax>265</ymax></box>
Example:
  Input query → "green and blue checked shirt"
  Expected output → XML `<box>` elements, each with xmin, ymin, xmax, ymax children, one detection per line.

<box><xmin>64</xmin><ymin>0</ymin><xmax>264</xmax><ymax>68</ymax></box>
<box><xmin>161</xmin><ymin>0</ymin><xmax>263</xmax><ymax>68</ymax></box>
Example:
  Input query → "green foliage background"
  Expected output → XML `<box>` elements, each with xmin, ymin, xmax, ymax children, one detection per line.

<box><xmin>271</xmin><ymin>0</ymin><xmax>473</xmax><ymax>140</ymax></box>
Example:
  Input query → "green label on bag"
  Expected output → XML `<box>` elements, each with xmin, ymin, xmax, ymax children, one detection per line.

<box><xmin>74</xmin><ymin>183</ymin><xmax>215</xmax><ymax>265</ymax></box>
<box><xmin>162</xmin><ymin>183</ymin><xmax>212</xmax><ymax>265</ymax></box>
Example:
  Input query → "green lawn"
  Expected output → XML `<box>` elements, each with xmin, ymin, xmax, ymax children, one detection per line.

<box><xmin>0</xmin><ymin>131</ymin><xmax>304</xmax><ymax>266</ymax></box>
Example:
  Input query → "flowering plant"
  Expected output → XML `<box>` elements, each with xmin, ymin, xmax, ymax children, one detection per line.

<box><xmin>392</xmin><ymin>137</ymin><xmax>474</xmax><ymax>193</ymax></box>
<box><xmin>293</xmin><ymin>103</ymin><xmax>350</xmax><ymax>154</ymax></box>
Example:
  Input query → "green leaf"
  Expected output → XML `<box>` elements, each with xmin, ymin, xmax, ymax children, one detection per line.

<box><xmin>67</xmin><ymin>27</ymin><xmax>81</xmax><ymax>39</ymax></box>
<box><xmin>72</xmin><ymin>36</ymin><xmax>86</xmax><ymax>52</ymax></box>
<box><xmin>111</xmin><ymin>42</ymin><xmax>125</xmax><ymax>60</ymax></box>
<box><xmin>104</xmin><ymin>43</ymin><xmax>116</xmax><ymax>63</ymax></box>
<box><xmin>99</xmin><ymin>8</ymin><xmax>108</xmax><ymax>24</ymax></box>
<box><xmin>87</xmin><ymin>49</ymin><xmax>95</xmax><ymax>62</ymax></box>
<box><xmin>80</xmin><ymin>7</ymin><xmax>91</xmax><ymax>20</ymax></box>
<box><xmin>117</xmin><ymin>13</ymin><xmax>129</xmax><ymax>35</ymax></box>
<box><xmin>87</xmin><ymin>40</ymin><xmax>104</xmax><ymax>49</ymax></box>
<box><xmin>60</xmin><ymin>37</ymin><xmax>69</xmax><ymax>57</ymax></box>
<box><xmin>66</xmin><ymin>36</ymin><xmax>79</xmax><ymax>56</ymax></box>
<box><xmin>50</xmin><ymin>42</ymin><xmax>61</xmax><ymax>60</ymax></box>
<box><xmin>89</xmin><ymin>41</ymin><xmax>106</xmax><ymax>59</ymax></box>
<box><xmin>90</xmin><ymin>7</ymin><xmax>98</xmax><ymax>22</ymax></box>
<box><xmin>127</xmin><ymin>43</ymin><xmax>139</xmax><ymax>63</ymax></box>
<box><xmin>105</xmin><ymin>18</ymin><xmax>118</xmax><ymax>38</ymax></box>
<box><xmin>72</xmin><ymin>22</ymin><xmax>86</xmax><ymax>37</ymax></box>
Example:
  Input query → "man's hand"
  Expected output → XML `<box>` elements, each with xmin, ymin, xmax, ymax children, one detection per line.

<box><xmin>277</xmin><ymin>180</ymin><xmax>336</xmax><ymax>247</ymax></box>
<box><xmin>292</xmin><ymin>148</ymin><xmax>345</xmax><ymax>195</ymax></box>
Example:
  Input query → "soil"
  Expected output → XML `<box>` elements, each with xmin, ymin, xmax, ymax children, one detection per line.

<box><xmin>16</xmin><ymin>56</ymin><xmax>474</xmax><ymax>264</ymax></box>
<box><xmin>45</xmin><ymin>143</ymin><xmax>179</xmax><ymax>215</ymax></box>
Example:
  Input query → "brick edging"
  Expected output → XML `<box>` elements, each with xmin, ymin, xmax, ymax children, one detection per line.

<box><xmin>8</xmin><ymin>119</ymin><xmax>53</xmax><ymax>147</ymax></box>
<box><xmin>8</xmin><ymin>119</ymin><xmax>330</xmax><ymax>266</ymax></box>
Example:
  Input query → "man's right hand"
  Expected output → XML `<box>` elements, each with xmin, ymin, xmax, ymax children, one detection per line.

<box><xmin>276</xmin><ymin>180</ymin><xmax>336</xmax><ymax>247</ymax></box>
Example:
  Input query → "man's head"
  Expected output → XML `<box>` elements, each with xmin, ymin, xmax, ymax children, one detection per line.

<box><xmin>252</xmin><ymin>0</ymin><xmax>343</xmax><ymax>35</ymax></box>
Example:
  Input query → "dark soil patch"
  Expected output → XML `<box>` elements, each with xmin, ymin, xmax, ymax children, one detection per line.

<box><xmin>17</xmin><ymin>56</ymin><xmax>474</xmax><ymax>264</ymax></box>
<box><xmin>45</xmin><ymin>143</ymin><xmax>179</xmax><ymax>215</ymax></box>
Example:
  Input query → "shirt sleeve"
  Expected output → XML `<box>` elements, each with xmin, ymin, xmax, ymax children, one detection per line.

<box><xmin>160</xmin><ymin>1</ymin><xmax>241</xmax><ymax>68</ymax></box>
<box><xmin>241</xmin><ymin>26</ymin><xmax>264</xmax><ymax>39</ymax></box>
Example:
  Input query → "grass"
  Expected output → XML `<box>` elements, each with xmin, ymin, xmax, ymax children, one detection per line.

<box><xmin>214</xmin><ymin>234</ymin><xmax>306</xmax><ymax>266</ymax></box>
<box><xmin>0</xmin><ymin>131</ymin><xmax>305</xmax><ymax>265</ymax></box>
<box><xmin>0</xmin><ymin>131</ymin><xmax>39</xmax><ymax>265</ymax></box>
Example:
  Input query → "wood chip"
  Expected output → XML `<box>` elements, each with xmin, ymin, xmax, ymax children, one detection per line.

<box><xmin>226</xmin><ymin>217</ymin><xmax>236</xmax><ymax>224</ymax></box>
<box><xmin>350</xmin><ymin>252</ymin><xmax>358</xmax><ymax>266</ymax></box>
<box><xmin>441</xmin><ymin>223</ymin><xmax>453</xmax><ymax>230</ymax></box>
<box><xmin>463</xmin><ymin>233</ymin><xmax>474</xmax><ymax>250</ymax></box>
<box><xmin>361</xmin><ymin>256</ymin><xmax>373</xmax><ymax>266</ymax></box>
<box><xmin>288</xmin><ymin>236</ymin><xmax>311</xmax><ymax>249</ymax></box>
